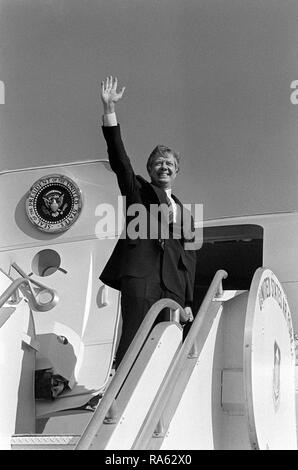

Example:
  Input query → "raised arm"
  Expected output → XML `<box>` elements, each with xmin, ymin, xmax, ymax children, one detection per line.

<box><xmin>100</xmin><ymin>76</ymin><xmax>138</xmax><ymax>196</ymax></box>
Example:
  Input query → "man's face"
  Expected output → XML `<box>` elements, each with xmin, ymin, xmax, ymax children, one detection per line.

<box><xmin>148</xmin><ymin>152</ymin><xmax>178</xmax><ymax>189</ymax></box>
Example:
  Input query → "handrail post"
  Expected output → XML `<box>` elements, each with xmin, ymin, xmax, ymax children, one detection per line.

<box><xmin>170</xmin><ymin>308</ymin><xmax>180</xmax><ymax>324</ymax></box>
<box><xmin>188</xmin><ymin>339</ymin><xmax>199</xmax><ymax>358</ymax></box>
<box><xmin>7</xmin><ymin>287</ymin><xmax>21</xmax><ymax>305</ymax></box>
<box><xmin>214</xmin><ymin>279</ymin><xmax>224</xmax><ymax>299</ymax></box>
<box><xmin>152</xmin><ymin>415</ymin><xmax>166</xmax><ymax>438</ymax></box>
<box><xmin>103</xmin><ymin>399</ymin><xmax>118</xmax><ymax>424</ymax></box>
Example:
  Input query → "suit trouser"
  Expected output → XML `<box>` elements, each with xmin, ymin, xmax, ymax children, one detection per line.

<box><xmin>115</xmin><ymin>270</ymin><xmax>185</xmax><ymax>369</ymax></box>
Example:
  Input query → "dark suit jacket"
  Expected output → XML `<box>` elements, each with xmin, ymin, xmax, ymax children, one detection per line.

<box><xmin>99</xmin><ymin>124</ymin><xmax>197</xmax><ymax>306</ymax></box>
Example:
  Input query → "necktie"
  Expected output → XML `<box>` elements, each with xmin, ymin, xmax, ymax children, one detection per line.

<box><xmin>166</xmin><ymin>196</ymin><xmax>174</xmax><ymax>224</ymax></box>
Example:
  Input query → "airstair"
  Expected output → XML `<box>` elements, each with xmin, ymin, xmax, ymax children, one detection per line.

<box><xmin>2</xmin><ymin>267</ymin><xmax>297</xmax><ymax>450</ymax></box>
<box><xmin>0</xmin><ymin>162</ymin><xmax>297</xmax><ymax>450</ymax></box>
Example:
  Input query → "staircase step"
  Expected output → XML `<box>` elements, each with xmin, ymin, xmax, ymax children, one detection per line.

<box><xmin>11</xmin><ymin>434</ymin><xmax>80</xmax><ymax>450</ymax></box>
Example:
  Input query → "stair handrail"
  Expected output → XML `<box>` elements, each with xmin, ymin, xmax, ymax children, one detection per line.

<box><xmin>9</xmin><ymin>262</ymin><xmax>59</xmax><ymax>312</ymax></box>
<box><xmin>75</xmin><ymin>298</ymin><xmax>189</xmax><ymax>450</ymax></box>
<box><xmin>0</xmin><ymin>273</ymin><xmax>58</xmax><ymax>321</ymax></box>
<box><xmin>133</xmin><ymin>269</ymin><xmax>228</xmax><ymax>448</ymax></box>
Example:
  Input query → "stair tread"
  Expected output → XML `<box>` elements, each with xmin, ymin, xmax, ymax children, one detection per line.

<box><xmin>11</xmin><ymin>433</ymin><xmax>80</xmax><ymax>447</ymax></box>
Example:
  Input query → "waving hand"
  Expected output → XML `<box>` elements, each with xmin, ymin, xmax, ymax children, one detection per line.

<box><xmin>101</xmin><ymin>76</ymin><xmax>125</xmax><ymax>114</ymax></box>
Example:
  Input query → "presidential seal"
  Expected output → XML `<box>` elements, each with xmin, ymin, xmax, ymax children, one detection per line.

<box><xmin>26</xmin><ymin>174</ymin><xmax>82</xmax><ymax>233</ymax></box>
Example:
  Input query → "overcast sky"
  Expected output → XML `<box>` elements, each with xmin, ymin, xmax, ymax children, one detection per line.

<box><xmin>0</xmin><ymin>0</ymin><xmax>298</xmax><ymax>219</ymax></box>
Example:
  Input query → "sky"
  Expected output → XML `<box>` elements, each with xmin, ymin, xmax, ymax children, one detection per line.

<box><xmin>0</xmin><ymin>0</ymin><xmax>298</xmax><ymax>219</ymax></box>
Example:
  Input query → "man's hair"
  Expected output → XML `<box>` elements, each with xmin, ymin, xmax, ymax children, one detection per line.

<box><xmin>146</xmin><ymin>145</ymin><xmax>180</xmax><ymax>174</ymax></box>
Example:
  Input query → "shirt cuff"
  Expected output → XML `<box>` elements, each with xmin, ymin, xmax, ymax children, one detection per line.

<box><xmin>102</xmin><ymin>112</ymin><xmax>118</xmax><ymax>127</ymax></box>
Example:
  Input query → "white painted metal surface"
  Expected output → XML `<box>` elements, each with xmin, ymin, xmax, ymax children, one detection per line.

<box><xmin>93</xmin><ymin>323</ymin><xmax>183</xmax><ymax>450</ymax></box>
<box><xmin>244</xmin><ymin>268</ymin><xmax>297</xmax><ymax>450</ymax></box>
<box><xmin>160</xmin><ymin>308</ymin><xmax>223</xmax><ymax>450</ymax></box>
<box><xmin>0</xmin><ymin>271</ymin><xmax>36</xmax><ymax>449</ymax></box>
<box><xmin>0</xmin><ymin>162</ymin><xmax>122</xmax><ymax>419</ymax></box>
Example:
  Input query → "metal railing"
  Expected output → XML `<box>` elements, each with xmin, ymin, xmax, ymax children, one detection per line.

<box><xmin>0</xmin><ymin>268</ymin><xmax>58</xmax><ymax>328</ymax></box>
<box><xmin>133</xmin><ymin>269</ymin><xmax>228</xmax><ymax>448</ymax></box>
<box><xmin>75</xmin><ymin>269</ymin><xmax>227</xmax><ymax>450</ymax></box>
<box><xmin>75</xmin><ymin>298</ymin><xmax>188</xmax><ymax>450</ymax></box>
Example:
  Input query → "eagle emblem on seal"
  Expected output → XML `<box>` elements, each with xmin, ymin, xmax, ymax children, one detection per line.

<box><xmin>42</xmin><ymin>190</ymin><xmax>68</xmax><ymax>218</ymax></box>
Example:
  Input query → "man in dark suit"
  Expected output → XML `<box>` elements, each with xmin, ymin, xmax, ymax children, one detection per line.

<box><xmin>99</xmin><ymin>76</ymin><xmax>197</xmax><ymax>368</ymax></box>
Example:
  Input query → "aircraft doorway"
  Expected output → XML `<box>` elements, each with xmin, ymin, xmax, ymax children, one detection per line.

<box><xmin>193</xmin><ymin>224</ymin><xmax>264</xmax><ymax>312</ymax></box>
